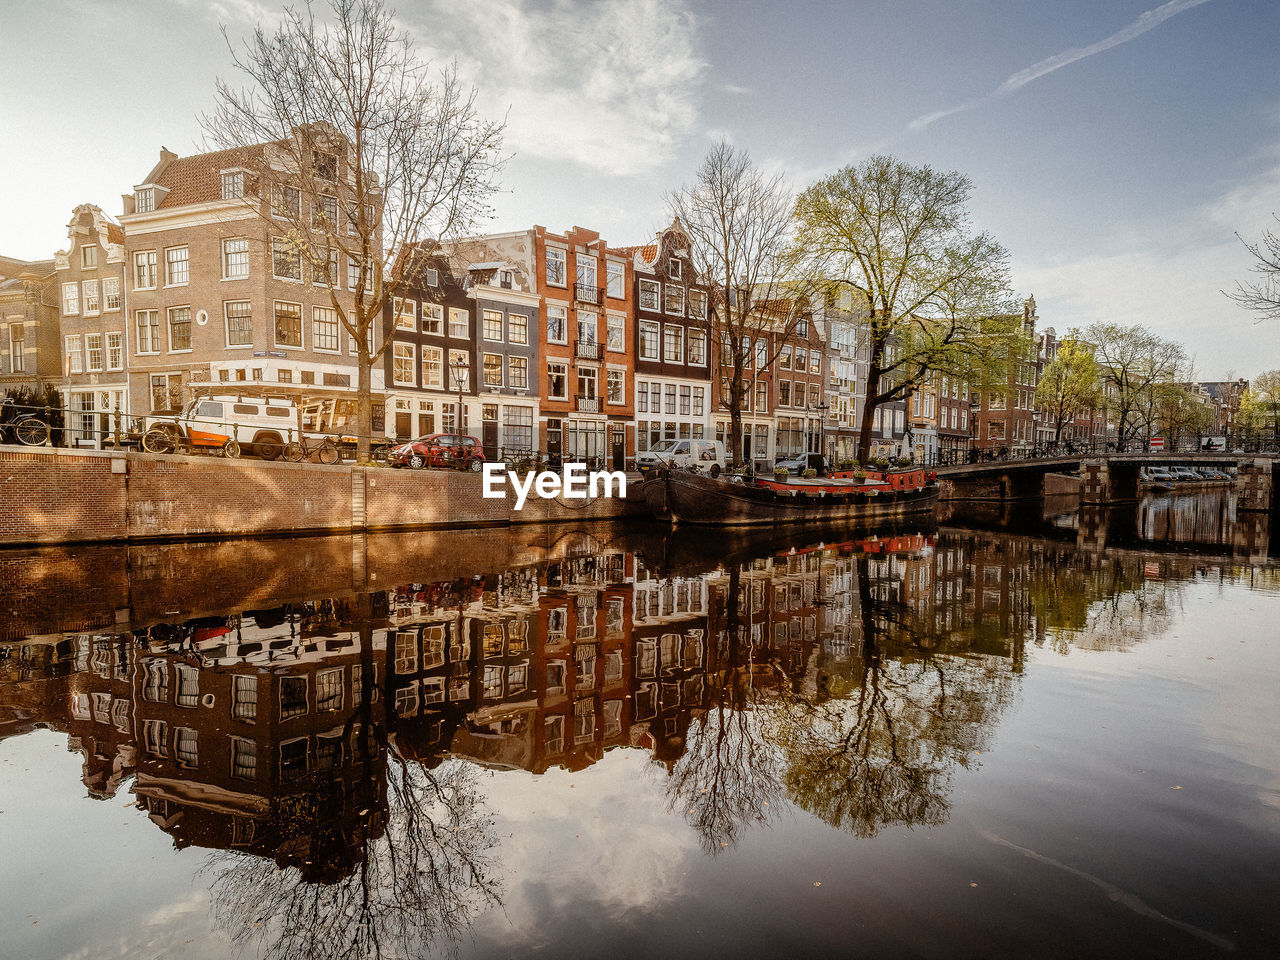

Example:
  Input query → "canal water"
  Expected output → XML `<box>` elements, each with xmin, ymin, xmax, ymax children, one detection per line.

<box><xmin>1</xmin><ymin>491</ymin><xmax>1277</xmax><ymax>959</ymax></box>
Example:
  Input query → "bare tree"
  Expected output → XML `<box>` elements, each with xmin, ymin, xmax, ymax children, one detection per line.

<box><xmin>204</xmin><ymin>0</ymin><xmax>504</xmax><ymax>461</ymax></box>
<box><xmin>1086</xmin><ymin>322</ymin><xmax>1187</xmax><ymax>451</ymax></box>
<box><xmin>668</xmin><ymin>141</ymin><xmax>808</xmax><ymax>467</ymax></box>
<box><xmin>1226</xmin><ymin>215</ymin><xmax>1280</xmax><ymax>322</ymax></box>
<box><xmin>792</xmin><ymin>156</ymin><xmax>1014</xmax><ymax>463</ymax></box>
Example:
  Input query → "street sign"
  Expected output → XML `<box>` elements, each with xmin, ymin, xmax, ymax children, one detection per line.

<box><xmin>1150</xmin><ymin>437</ymin><xmax>1165</xmax><ymax>450</ymax></box>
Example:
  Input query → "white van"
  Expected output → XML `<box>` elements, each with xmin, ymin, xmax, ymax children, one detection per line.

<box><xmin>143</xmin><ymin>395</ymin><xmax>302</xmax><ymax>459</ymax></box>
<box><xmin>636</xmin><ymin>438</ymin><xmax>725</xmax><ymax>476</ymax></box>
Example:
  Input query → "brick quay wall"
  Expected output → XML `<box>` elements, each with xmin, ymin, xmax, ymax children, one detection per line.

<box><xmin>0</xmin><ymin>445</ymin><xmax>647</xmax><ymax>546</ymax></box>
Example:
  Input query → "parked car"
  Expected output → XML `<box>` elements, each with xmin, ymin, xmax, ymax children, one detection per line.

<box><xmin>1167</xmin><ymin>466</ymin><xmax>1201</xmax><ymax>482</ymax></box>
<box><xmin>1142</xmin><ymin>466</ymin><xmax>1174</xmax><ymax>482</ymax></box>
<box><xmin>1196</xmin><ymin>467</ymin><xmax>1229</xmax><ymax>480</ymax></box>
<box><xmin>774</xmin><ymin>452</ymin><xmax>830</xmax><ymax>476</ymax></box>
<box><xmin>388</xmin><ymin>433</ymin><xmax>485</xmax><ymax>470</ymax></box>
<box><xmin>635</xmin><ymin>438</ymin><xmax>725</xmax><ymax>476</ymax></box>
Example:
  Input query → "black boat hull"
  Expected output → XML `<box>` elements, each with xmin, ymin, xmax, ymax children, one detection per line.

<box><xmin>645</xmin><ymin>469</ymin><xmax>941</xmax><ymax>526</ymax></box>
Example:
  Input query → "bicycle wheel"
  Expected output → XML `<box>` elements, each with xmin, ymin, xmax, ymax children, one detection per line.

<box><xmin>14</xmin><ymin>417</ymin><xmax>49</xmax><ymax>447</ymax></box>
<box><xmin>317</xmin><ymin>440</ymin><xmax>340</xmax><ymax>465</ymax></box>
<box><xmin>222</xmin><ymin>439</ymin><xmax>241</xmax><ymax>458</ymax></box>
<box><xmin>142</xmin><ymin>428</ymin><xmax>176</xmax><ymax>454</ymax></box>
<box><xmin>283</xmin><ymin>441</ymin><xmax>306</xmax><ymax>462</ymax></box>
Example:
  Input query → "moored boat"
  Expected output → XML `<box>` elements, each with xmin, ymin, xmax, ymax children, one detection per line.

<box><xmin>642</xmin><ymin>466</ymin><xmax>941</xmax><ymax>526</ymax></box>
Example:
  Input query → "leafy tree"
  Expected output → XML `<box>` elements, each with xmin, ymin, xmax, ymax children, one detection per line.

<box><xmin>1152</xmin><ymin>382</ymin><xmax>1212</xmax><ymax>449</ymax></box>
<box><xmin>792</xmin><ymin>155</ymin><xmax>1014</xmax><ymax>463</ymax></box>
<box><xmin>668</xmin><ymin>140</ymin><xmax>808</xmax><ymax>467</ymax></box>
<box><xmin>1084</xmin><ymin>322</ymin><xmax>1186</xmax><ymax>451</ymax></box>
<box><xmin>1226</xmin><ymin>215</ymin><xmax>1280</xmax><ymax>322</ymax></box>
<box><xmin>204</xmin><ymin>0</ymin><xmax>505</xmax><ymax>462</ymax></box>
<box><xmin>1034</xmin><ymin>336</ymin><xmax>1099</xmax><ymax>443</ymax></box>
<box><xmin>1238</xmin><ymin>369</ymin><xmax>1280</xmax><ymax>436</ymax></box>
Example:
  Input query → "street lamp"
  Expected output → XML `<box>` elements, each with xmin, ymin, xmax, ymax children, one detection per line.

<box><xmin>450</xmin><ymin>355</ymin><xmax>468</xmax><ymax>434</ymax></box>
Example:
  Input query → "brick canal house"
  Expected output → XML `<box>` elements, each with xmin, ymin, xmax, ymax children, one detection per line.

<box><xmin>623</xmin><ymin>220</ymin><xmax>713</xmax><ymax>453</ymax></box>
<box><xmin>460</xmin><ymin>225</ymin><xmax>634</xmax><ymax>466</ymax></box>
<box><xmin>0</xmin><ymin>254</ymin><xmax>58</xmax><ymax>397</ymax></box>
<box><xmin>117</xmin><ymin>133</ymin><xmax>385</xmax><ymax>437</ymax></box>
<box><xmin>772</xmin><ymin>310</ymin><xmax>828</xmax><ymax>462</ymax></box>
<box><xmin>54</xmin><ymin>204</ymin><xmax>130</xmax><ymax>444</ymax></box>
<box><xmin>381</xmin><ymin>246</ymin><xmax>479</xmax><ymax>444</ymax></box>
<box><xmin>972</xmin><ymin>296</ymin><xmax>1040</xmax><ymax>456</ymax></box>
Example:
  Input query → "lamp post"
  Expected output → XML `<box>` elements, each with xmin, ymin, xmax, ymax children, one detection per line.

<box><xmin>450</xmin><ymin>355</ymin><xmax>468</xmax><ymax>435</ymax></box>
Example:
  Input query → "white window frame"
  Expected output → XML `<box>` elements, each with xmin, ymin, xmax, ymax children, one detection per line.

<box><xmin>64</xmin><ymin>334</ymin><xmax>83</xmax><ymax>374</ymax></box>
<box><xmin>447</xmin><ymin>307</ymin><xmax>467</xmax><ymax>338</ymax></box>
<box><xmin>164</xmin><ymin>245</ymin><xmax>189</xmax><ymax>286</ymax></box>
<box><xmin>545</xmin><ymin>245</ymin><xmax>567</xmax><ymax>287</ymax></box>
<box><xmin>482</xmin><ymin>309</ymin><xmax>504</xmax><ymax>342</ymax></box>
<box><xmin>85</xmin><ymin>333</ymin><xmax>103</xmax><ymax>372</ymax></box>
<box><xmin>393</xmin><ymin>342</ymin><xmax>416</xmax><ymax>386</ymax></box>
<box><xmin>483</xmin><ymin>351</ymin><xmax>504</xmax><ymax>387</ymax></box>
<box><xmin>273</xmin><ymin>300</ymin><xmax>304</xmax><ymax>350</ymax></box>
<box><xmin>136</xmin><ymin>310</ymin><xmax>160</xmax><ymax>354</ymax></box>
<box><xmin>271</xmin><ymin>237</ymin><xmax>302</xmax><ymax>282</ymax></box>
<box><xmin>313</xmin><ymin>306</ymin><xmax>340</xmax><ymax>353</ymax></box>
<box><xmin>102</xmin><ymin>276</ymin><xmax>121</xmax><ymax>312</ymax></box>
<box><xmin>222</xmin><ymin>237</ymin><xmax>249</xmax><ymax>280</ymax></box>
<box><xmin>606</xmin><ymin>259</ymin><xmax>624</xmax><ymax>300</ymax></box>
<box><xmin>167</xmin><ymin>305</ymin><xmax>193</xmax><ymax>353</ymax></box>
<box><xmin>639</xmin><ymin>320</ymin><xmax>660</xmax><ymax>360</ymax></box>
<box><xmin>547</xmin><ymin>360</ymin><xmax>569</xmax><ymax>400</ymax></box>
<box><xmin>106</xmin><ymin>331</ymin><xmax>123</xmax><ymax>371</ymax></box>
<box><xmin>82</xmin><ymin>279</ymin><xmax>100</xmax><ymax>316</ymax></box>
<box><xmin>638</xmin><ymin>278</ymin><xmax>660</xmax><ymax>311</ymax></box>
<box><xmin>606</xmin><ymin>367</ymin><xmax>625</xmax><ymax>405</ymax></box>
<box><xmin>422</xmin><ymin>302</ymin><xmax>443</xmax><ymax>335</ymax></box>
<box><xmin>62</xmin><ymin>282</ymin><xmax>79</xmax><ymax>315</ymax></box>
<box><xmin>508</xmin><ymin>355</ymin><xmax>529</xmax><ymax>390</ymax></box>
<box><xmin>545</xmin><ymin>303</ymin><xmax>568</xmax><ymax>345</ymax></box>
<box><xmin>688</xmin><ymin>329</ymin><xmax>707</xmax><ymax>365</ymax></box>
<box><xmin>422</xmin><ymin>345</ymin><xmax>443</xmax><ymax>388</ymax></box>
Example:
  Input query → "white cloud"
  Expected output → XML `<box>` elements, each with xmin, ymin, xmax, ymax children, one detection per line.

<box><xmin>406</xmin><ymin>0</ymin><xmax>707</xmax><ymax>176</ymax></box>
<box><xmin>909</xmin><ymin>0</ymin><xmax>1215</xmax><ymax>132</ymax></box>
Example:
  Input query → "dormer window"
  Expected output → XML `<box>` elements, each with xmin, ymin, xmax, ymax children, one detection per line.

<box><xmin>135</xmin><ymin>188</ymin><xmax>155</xmax><ymax>213</ymax></box>
<box><xmin>669</xmin><ymin>258</ymin><xmax>681</xmax><ymax>280</ymax></box>
<box><xmin>500</xmin><ymin>270</ymin><xmax>513</xmax><ymax>289</ymax></box>
<box><xmin>221</xmin><ymin>171</ymin><xmax>244</xmax><ymax>200</ymax></box>
<box><xmin>425</xmin><ymin>267</ymin><xmax>439</xmax><ymax>286</ymax></box>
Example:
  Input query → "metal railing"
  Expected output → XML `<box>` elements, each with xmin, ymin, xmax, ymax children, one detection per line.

<box><xmin>574</xmin><ymin>339</ymin><xmax>602</xmax><ymax>360</ymax></box>
<box><xmin>574</xmin><ymin>283</ymin><xmax>602</xmax><ymax>305</ymax></box>
<box><xmin>575</xmin><ymin>397</ymin><xmax>600</xmax><ymax>413</ymax></box>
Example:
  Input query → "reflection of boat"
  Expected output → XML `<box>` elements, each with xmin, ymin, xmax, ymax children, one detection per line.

<box><xmin>643</xmin><ymin>467</ymin><xmax>941</xmax><ymax>526</ymax></box>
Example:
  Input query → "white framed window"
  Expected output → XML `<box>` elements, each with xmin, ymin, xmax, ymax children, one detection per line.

<box><xmin>85</xmin><ymin>333</ymin><xmax>103</xmax><ymax>372</ymax></box>
<box><xmin>224</xmin><ymin>301</ymin><xmax>252</xmax><ymax>347</ymax></box>
<box><xmin>394</xmin><ymin>297</ymin><xmax>416</xmax><ymax>330</ymax></box>
<box><xmin>230</xmin><ymin>737</ymin><xmax>256</xmax><ymax>779</ymax></box>
<box><xmin>546</xmin><ymin>303</ymin><xmax>567</xmax><ymax>344</ymax></box>
<box><xmin>577</xmin><ymin>254</ymin><xmax>597</xmax><ymax>291</ymax></box>
<box><xmin>8</xmin><ymin>324</ymin><xmax>23</xmax><ymax>373</ymax></box>
<box><xmin>144</xmin><ymin>719</ymin><xmax>167</xmax><ymax>756</ymax></box>
<box><xmin>688</xmin><ymin>330</ymin><xmax>707</xmax><ymax>365</ymax></box>
<box><xmin>135</xmin><ymin>188</ymin><xmax>154</xmax><ymax>213</ymax></box>
<box><xmin>271</xmin><ymin>184</ymin><xmax>301</xmax><ymax>220</ymax></box>
<box><xmin>663</xmin><ymin>325</ymin><xmax>683</xmax><ymax>363</ymax></box>
<box><xmin>106</xmin><ymin>332</ymin><xmax>123</xmax><ymax>371</ymax></box>
<box><xmin>669</xmin><ymin>258</ymin><xmax>682</xmax><ymax>279</ymax></box>
<box><xmin>165</xmin><ymin>245</ymin><xmax>189</xmax><ymax>286</ymax></box>
<box><xmin>509</xmin><ymin>313</ymin><xmax>528</xmax><ymax>345</ymax></box>
<box><xmin>81</xmin><ymin>244</ymin><xmax>97</xmax><ymax>269</ymax></box>
<box><xmin>175</xmin><ymin>726</ymin><xmax>198</xmax><ymax>768</ymax></box>
<box><xmin>64</xmin><ymin>335</ymin><xmax>83</xmax><ymax>373</ymax></box>
<box><xmin>448</xmin><ymin>307</ymin><xmax>467</xmax><ymax>338</ymax></box>
<box><xmin>509</xmin><ymin>355</ymin><xmax>529</xmax><ymax>389</ymax></box>
<box><xmin>394</xmin><ymin>342</ymin><xmax>416</xmax><ymax>385</ymax></box>
<box><xmin>607</xmin><ymin>368</ymin><xmax>624</xmax><ymax>405</ymax></box>
<box><xmin>577</xmin><ymin>365</ymin><xmax>597</xmax><ymax>400</ymax></box>
<box><xmin>545</xmin><ymin>246</ymin><xmax>567</xmax><ymax>286</ymax></box>
<box><xmin>221</xmin><ymin>238</ymin><xmax>249</xmax><ymax>279</ymax></box>
<box><xmin>313</xmin><ymin>306</ymin><xmax>339</xmax><ymax>352</ymax></box>
<box><xmin>606</xmin><ymin>314</ymin><xmax>624</xmax><ymax>353</ymax></box>
<box><xmin>483</xmin><ymin>352</ymin><xmax>503</xmax><ymax>387</ymax></box>
<box><xmin>221</xmin><ymin>170</ymin><xmax>244</xmax><ymax>199</ymax></box>
<box><xmin>231</xmin><ymin>675</ymin><xmax>257</xmax><ymax>722</ymax></box>
<box><xmin>688</xmin><ymin>289</ymin><xmax>707</xmax><ymax>319</ymax></box>
<box><xmin>82</xmin><ymin>279</ymin><xmax>100</xmax><ymax>315</ymax></box>
<box><xmin>422</xmin><ymin>346</ymin><xmax>443</xmax><ymax>387</ymax></box>
<box><xmin>425</xmin><ymin>266</ymin><xmax>439</xmax><ymax>286</ymax></box>
<box><xmin>606</xmin><ymin>260</ymin><xmax>624</xmax><ymax>299</ymax></box>
<box><xmin>639</xmin><ymin>278</ymin><xmax>660</xmax><ymax>311</ymax></box>
<box><xmin>483</xmin><ymin>309</ymin><xmax>503</xmax><ymax>341</ymax></box>
<box><xmin>136</xmin><ymin>310</ymin><xmax>160</xmax><ymax>354</ymax></box>
<box><xmin>312</xmin><ymin>193</ymin><xmax>338</xmax><ymax>227</ymax></box>
<box><xmin>780</xmin><ymin>345</ymin><xmax>792</xmax><ymax>370</ymax></box>
<box><xmin>272</xmin><ymin>237</ymin><xmax>301</xmax><ymax>281</ymax></box>
<box><xmin>422</xmin><ymin>302</ymin><xmax>443</xmax><ymax>335</ymax></box>
<box><xmin>62</xmin><ymin>282</ymin><xmax>79</xmax><ymax>315</ymax></box>
<box><xmin>103</xmin><ymin>276</ymin><xmax>121</xmax><ymax>311</ymax></box>
<box><xmin>168</xmin><ymin>306</ymin><xmax>192</xmax><ymax>351</ymax></box>
<box><xmin>274</xmin><ymin>301</ymin><xmax>303</xmax><ymax>348</ymax></box>
<box><xmin>311</xmin><ymin>248</ymin><xmax>339</xmax><ymax>287</ymax></box>
<box><xmin>547</xmin><ymin>361</ymin><xmax>568</xmax><ymax>400</ymax></box>
<box><xmin>693</xmin><ymin>385</ymin><xmax>705</xmax><ymax>416</ymax></box>
<box><xmin>317</xmin><ymin>667</ymin><xmax>343</xmax><ymax>712</ymax></box>
<box><xmin>639</xmin><ymin>320</ymin><xmax>660</xmax><ymax>360</ymax></box>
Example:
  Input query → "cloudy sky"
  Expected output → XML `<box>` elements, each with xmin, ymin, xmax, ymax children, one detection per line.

<box><xmin>3</xmin><ymin>0</ymin><xmax>1278</xmax><ymax>378</ymax></box>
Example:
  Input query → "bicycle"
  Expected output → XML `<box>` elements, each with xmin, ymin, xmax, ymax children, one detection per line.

<box><xmin>0</xmin><ymin>399</ymin><xmax>51</xmax><ymax>447</ymax></box>
<box><xmin>283</xmin><ymin>434</ymin><xmax>340</xmax><ymax>465</ymax></box>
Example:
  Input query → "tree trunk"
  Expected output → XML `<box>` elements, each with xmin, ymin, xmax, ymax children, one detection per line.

<box><xmin>356</xmin><ymin>345</ymin><xmax>372</xmax><ymax>464</ymax></box>
<box><xmin>856</xmin><ymin>359</ymin><xmax>882</xmax><ymax>464</ymax></box>
<box><xmin>728</xmin><ymin>370</ymin><xmax>744</xmax><ymax>469</ymax></box>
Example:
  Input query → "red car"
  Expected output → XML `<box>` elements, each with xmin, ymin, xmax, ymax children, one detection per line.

<box><xmin>388</xmin><ymin>433</ymin><xmax>486</xmax><ymax>471</ymax></box>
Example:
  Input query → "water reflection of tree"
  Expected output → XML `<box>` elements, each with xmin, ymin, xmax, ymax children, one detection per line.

<box><xmin>780</xmin><ymin>558</ymin><xmax>1018</xmax><ymax>837</ymax></box>
<box><xmin>205</xmin><ymin>608</ymin><xmax>501</xmax><ymax>960</ymax></box>
<box><xmin>207</xmin><ymin>754</ymin><xmax>500</xmax><ymax>960</ymax></box>
<box><xmin>667</xmin><ymin>566</ymin><xmax>788</xmax><ymax>855</ymax></box>
<box><xmin>669</xmin><ymin>555</ymin><xmax>1021</xmax><ymax>847</ymax></box>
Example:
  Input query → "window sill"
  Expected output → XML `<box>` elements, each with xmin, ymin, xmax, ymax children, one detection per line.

<box><xmin>222</xmin><ymin>276</ymin><xmax>249</xmax><ymax>282</ymax></box>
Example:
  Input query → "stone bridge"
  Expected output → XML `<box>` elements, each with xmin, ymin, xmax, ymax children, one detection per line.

<box><xmin>936</xmin><ymin>453</ymin><xmax>1277</xmax><ymax>511</ymax></box>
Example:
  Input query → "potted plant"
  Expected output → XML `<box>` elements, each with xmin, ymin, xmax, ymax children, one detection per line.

<box><xmin>802</xmin><ymin>468</ymin><xmax>818</xmax><ymax>478</ymax></box>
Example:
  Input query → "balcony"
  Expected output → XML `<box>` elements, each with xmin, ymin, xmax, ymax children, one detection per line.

<box><xmin>574</xmin><ymin>283</ymin><xmax>602</xmax><ymax>305</ymax></box>
<box><xmin>575</xmin><ymin>396</ymin><xmax>599</xmax><ymax>413</ymax></box>
<box><xmin>574</xmin><ymin>339</ymin><xmax>602</xmax><ymax>360</ymax></box>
